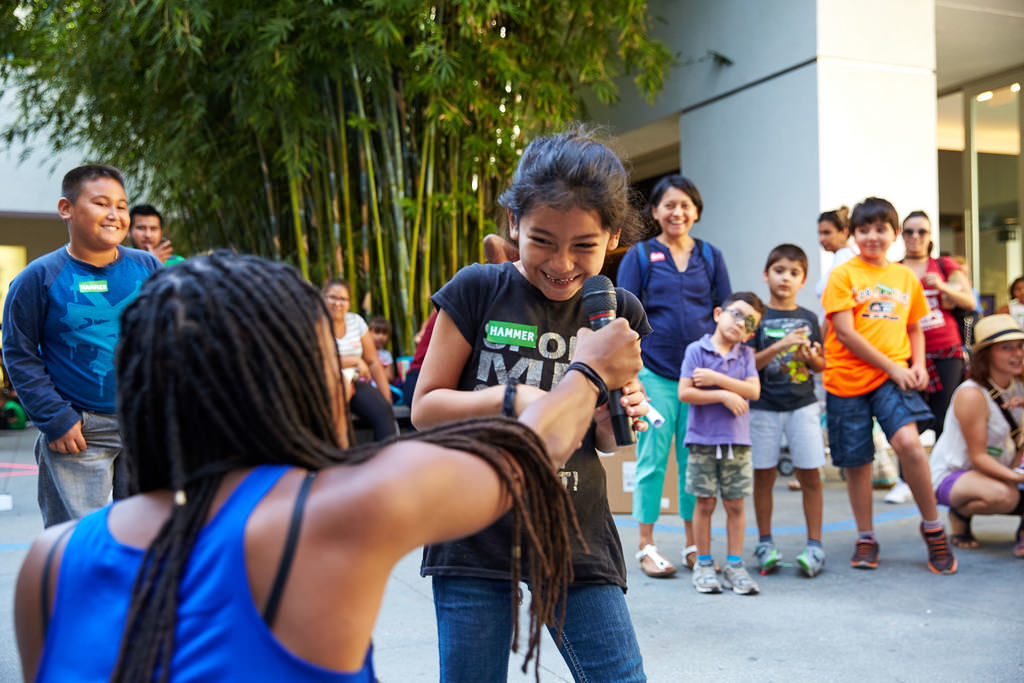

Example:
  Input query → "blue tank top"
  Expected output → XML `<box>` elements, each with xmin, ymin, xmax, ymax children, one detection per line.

<box><xmin>36</xmin><ymin>465</ymin><xmax>375</xmax><ymax>682</ymax></box>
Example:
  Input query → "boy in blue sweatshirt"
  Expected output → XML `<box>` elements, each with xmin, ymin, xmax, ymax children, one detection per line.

<box><xmin>2</xmin><ymin>165</ymin><xmax>160</xmax><ymax>526</ymax></box>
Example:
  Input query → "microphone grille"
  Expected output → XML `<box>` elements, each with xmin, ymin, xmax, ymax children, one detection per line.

<box><xmin>581</xmin><ymin>274</ymin><xmax>616</xmax><ymax>316</ymax></box>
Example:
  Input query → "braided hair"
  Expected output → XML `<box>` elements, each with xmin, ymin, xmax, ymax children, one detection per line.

<box><xmin>110</xmin><ymin>252</ymin><xmax>576</xmax><ymax>682</ymax></box>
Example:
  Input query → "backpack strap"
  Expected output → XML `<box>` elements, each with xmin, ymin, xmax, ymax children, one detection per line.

<box><xmin>639</xmin><ymin>237</ymin><xmax>719</xmax><ymax>307</ymax></box>
<box><xmin>695</xmin><ymin>238</ymin><xmax>719</xmax><ymax>306</ymax></box>
<box><xmin>636</xmin><ymin>239</ymin><xmax>652</xmax><ymax>308</ymax></box>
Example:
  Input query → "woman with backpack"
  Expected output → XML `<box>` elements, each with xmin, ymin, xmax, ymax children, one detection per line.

<box><xmin>617</xmin><ymin>174</ymin><xmax>732</xmax><ymax>577</ymax></box>
<box><xmin>900</xmin><ymin>210</ymin><xmax>976</xmax><ymax>438</ymax></box>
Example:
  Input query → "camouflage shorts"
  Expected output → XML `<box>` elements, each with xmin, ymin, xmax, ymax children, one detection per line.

<box><xmin>684</xmin><ymin>444</ymin><xmax>753</xmax><ymax>500</ymax></box>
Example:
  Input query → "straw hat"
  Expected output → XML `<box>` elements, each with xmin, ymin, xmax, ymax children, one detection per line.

<box><xmin>971</xmin><ymin>314</ymin><xmax>1024</xmax><ymax>353</ymax></box>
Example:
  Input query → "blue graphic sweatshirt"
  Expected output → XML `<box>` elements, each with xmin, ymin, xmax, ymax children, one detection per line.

<box><xmin>2</xmin><ymin>245</ymin><xmax>160</xmax><ymax>441</ymax></box>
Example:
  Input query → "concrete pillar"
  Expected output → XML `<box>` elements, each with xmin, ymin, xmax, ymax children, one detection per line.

<box><xmin>679</xmin><ymin>0</ymin><xmax>937</xmax><ymax>310</ymax></box>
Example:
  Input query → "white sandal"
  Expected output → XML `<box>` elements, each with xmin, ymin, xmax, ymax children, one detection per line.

<box><xmin>682</xmin><ymin>545</ymin><xmax>719</xmax><ymax>572</ymax></box>
<box><xmin>636</xmin><ymin>544</ymin><xmax>677</xmax><ymax>577</ymax></box>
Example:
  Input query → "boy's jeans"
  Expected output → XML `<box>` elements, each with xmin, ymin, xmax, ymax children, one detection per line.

<box><xmin>432</xmin><ymin>576</ymin><xmax>645</xmax><ymax>682</ymax></box>
<box><xmin>34</xmin><ymin>410</ymin><xmax>122</xmax><ymax>527</ymax></box>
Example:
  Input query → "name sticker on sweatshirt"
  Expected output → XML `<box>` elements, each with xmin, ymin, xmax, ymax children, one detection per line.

<box><xmin>486</xmin><ymin>321</ymin><xmax>538</xmax><ymax>348</ymax></box>
<box><xmin>78</xmin><ymin>280</ymin><xmax>109</xmax><ymax>293</ymax></box>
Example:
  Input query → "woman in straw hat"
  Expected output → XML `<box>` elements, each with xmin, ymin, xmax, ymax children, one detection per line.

<box><xmin>928</xmin><ymin>314</ymin><xmax>1024</xmax><ymax>557</ymax></box>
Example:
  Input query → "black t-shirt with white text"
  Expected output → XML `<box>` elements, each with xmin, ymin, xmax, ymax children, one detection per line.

<box><xmin>421</xmin><ymin>262</ymin><xmax>651</xmax><ymax>589</ymax></box>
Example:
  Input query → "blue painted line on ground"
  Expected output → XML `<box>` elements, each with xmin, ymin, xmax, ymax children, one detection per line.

<box><xmin>0</xmin><ymin>543</ymin><xmax>31</xmax><ymax>551</ymax></box>
<box><xmin>616</xmin><ymin>504</ymin><xmax>934</xmax><ymax>537</ymax></box>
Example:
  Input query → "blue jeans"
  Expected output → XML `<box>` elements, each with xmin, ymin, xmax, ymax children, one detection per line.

<box><xmin>35</xmin><ymin>411</ymin><xmax>122</xmax><ymax>527</ymax></box>
<box><xmin>432</xmin><ymin>576</ymin><xmax>644</xmax><ymax>682</ymax></box>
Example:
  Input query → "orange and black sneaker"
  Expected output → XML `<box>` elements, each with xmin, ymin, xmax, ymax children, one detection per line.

<box><xmin>921</xmin><ymin>524</ymin><xmax>957</xmax><ymax>574</ymax></box>
<box><xmin>850</xmin><ymin>538</ymin><xmax>879</xmax><ymax>569</ymax></box>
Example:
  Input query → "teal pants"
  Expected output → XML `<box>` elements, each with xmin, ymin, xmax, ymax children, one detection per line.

<box><xmin>632</xmin><ymin>367</ymin><xmax>696</xmax><ymax>523</ymax></box>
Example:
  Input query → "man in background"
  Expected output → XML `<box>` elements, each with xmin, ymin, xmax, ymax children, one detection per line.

<box><xmin>128</xmin><ymin>204</ymin><xmax>184</xmax><ymax>265</ymax></box>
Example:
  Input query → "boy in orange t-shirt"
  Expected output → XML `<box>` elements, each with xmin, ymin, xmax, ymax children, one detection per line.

<box><xmin>822</xmin><ymin>197</ymin><xmax>956</xmax><ymax>575</ymax></box>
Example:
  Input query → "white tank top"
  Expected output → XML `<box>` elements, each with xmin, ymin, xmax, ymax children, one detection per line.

<box><xmin>929</xmin><ymin>378</ymin><xmax>1024</xmax><ymax>489</ymax></box>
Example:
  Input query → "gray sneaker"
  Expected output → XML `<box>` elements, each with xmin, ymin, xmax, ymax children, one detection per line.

<box><xmin>692</xmin><ymin>563</ymin><xmax>722</xmax><ymax>594</ymax></box>
<box><xmin>753</xmin><ymin>542</ymin><xmax>782</xmax><ymax>573</ymax></box>
<box><xmin>796</xmin><ymin>545</ymin><xmax>827</xmax><ymax>578</ymax></box>
<box><xmin>721</xmin><ymin>564</ymin><xmax>760</xmax><ymax>595</ymax></box>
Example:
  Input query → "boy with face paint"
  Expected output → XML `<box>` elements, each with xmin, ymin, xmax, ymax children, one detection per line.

<box><xmin>678</xmin><ymin>291</ymin><xmax>765</xmax><ymax>595</ymax></box>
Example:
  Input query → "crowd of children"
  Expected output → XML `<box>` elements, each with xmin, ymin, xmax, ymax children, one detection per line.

<box><xmin>619</xmin><ymin>192</ymin><xmax>972</xmax><ymax>597</ymax></box>
<box><xmin>15</xmin><ymin>130</ymin><xmax>1019</xmax><ymax>683</ymax></box>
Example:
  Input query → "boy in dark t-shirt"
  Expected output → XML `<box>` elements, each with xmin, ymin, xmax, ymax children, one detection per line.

<box><xmin>747</xmin><ymin>245</ymin><xmax>828</xmax><ymax>577</ymax></box>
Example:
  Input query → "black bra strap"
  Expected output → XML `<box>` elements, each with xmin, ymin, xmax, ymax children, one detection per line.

<box><xmin>40</xmin><ymin>523</ymin><xmax>76</xmax><ymax>635</ymax></box>
<box><xmin>263</xmin><ymin>470</ymin><xmax>317</xmax><ymax>628</ymax></box>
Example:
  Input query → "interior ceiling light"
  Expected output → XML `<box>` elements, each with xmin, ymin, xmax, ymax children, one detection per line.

<box><xmin>1012</xmin><ymin>83</ymin><xmax>1021</xmax><ymax>93</ymax></box>
<box><xmin>976</xmin><ymin>91</ymin><xmax>993</xmax><ymax>102</ymax></box>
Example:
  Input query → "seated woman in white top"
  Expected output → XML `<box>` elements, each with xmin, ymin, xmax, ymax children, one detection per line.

<box><xmin>323</xmin><ymin>280</ymin><xmax>398</xmax><ymax>442</ymax></box>
<box><xmin>929</xmin><ymin>314</ymin><xmax>1024</xmax><ymax>557</ymax></box>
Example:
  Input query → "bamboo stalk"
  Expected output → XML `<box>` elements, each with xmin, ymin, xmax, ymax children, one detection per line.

<box><xmin>349</xmin><ymin>53</ymin><xmax>391</xmax><ymax>320</ymax></box>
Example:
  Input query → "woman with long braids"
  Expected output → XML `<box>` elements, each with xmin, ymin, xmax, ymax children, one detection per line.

<box><xmin>13</xmin><ymin>252</ymin><xmax>643</xmax><ymax>682</ymax></box>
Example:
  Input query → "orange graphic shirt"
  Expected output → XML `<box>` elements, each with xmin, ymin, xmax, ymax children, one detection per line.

<box><xmin>822</xmin><ymin>257</ymin><xmax>928</xmax><ymax>397</ymax></box>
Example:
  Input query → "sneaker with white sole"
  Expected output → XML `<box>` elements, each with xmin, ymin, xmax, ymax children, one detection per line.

<box><xmin>795</xmin><ymin>545</ymin><xmax>826</xmax><ymax>577</ymax></box>
<box><xmin>753</xmin><ymin>542</ymin><xmax>781</xmax><ymax>573</ymax></box>
<box><xmin>884</xmin><ymin>480</ymin><xmax>912</xmax><ymax>504</ymax></box>
<box><xmin>721</xmin><ymin>564</ymin><xmax>759</xmax><ymax>595</ymax></box>
<box><xmin>692</xmin><ymin>563</ymin><xmax>722</xmax><ymax>594</ymax></box>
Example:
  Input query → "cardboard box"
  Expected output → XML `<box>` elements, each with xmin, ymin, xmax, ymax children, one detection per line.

<box><xmin>601</xmin><ymin>443</ymin><xmax>679</xmax><ymax>515</ymax></box>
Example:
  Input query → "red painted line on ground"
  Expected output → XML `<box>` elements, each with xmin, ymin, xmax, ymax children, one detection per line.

<box><xmin>0</xmin><ymin>462</ymin><xmax>37</xmax><ymax>471</ymax></box>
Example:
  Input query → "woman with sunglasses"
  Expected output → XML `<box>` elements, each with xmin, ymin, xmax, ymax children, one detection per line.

<box><xmin>900</xmin><ymin>210</ymin><xmax>976</xmax><ymax>440</ymax></box>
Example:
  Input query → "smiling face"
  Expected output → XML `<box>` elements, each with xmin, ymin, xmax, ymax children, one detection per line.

<box><xmin>59</xmin><ymin>177</ymin><xmax>130</xmax><ymax>261</ymax></box>
<box><xmin>713</xmin><ymin>299</ymin><xmax>760</xmax><ymax>345</ymax></box>
<box><xmin>901</xmin><ymin>215</ymin><xmax>931</xmax><ymax>259</ymax></box>
<box><xmin>651</xmin><ymin>186</ymin><xmax>699</xmax><ymax>241</ymax></box>
<box><xmin>853</xmin><ymin>220</ymin><xmax>896</xmax><ymax>267</ymax></box>
<box><xmin>323</xmin><ymin>283</ymin><xmax>351</xmax><ymax>324</ymax></box>
<box><xmin>988</xmin><ymin>340</ymin><xmax>1024</xmax><ymax>380</ymax></box>
<box><xmin>509</xmin><ymin>205</ymin><xmax>619</xmax><ymax>301</ymax></box>
<box><xmin>818</xmin><ymin>220</ymin><xmax>849</xmax><ymax>252</ymax></box>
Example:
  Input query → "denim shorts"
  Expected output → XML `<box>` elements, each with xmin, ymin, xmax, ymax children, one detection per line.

<box><xmin>826</xmin><ymin>380</ymin><xmax>933</xmax><ymax>468</ymax></box>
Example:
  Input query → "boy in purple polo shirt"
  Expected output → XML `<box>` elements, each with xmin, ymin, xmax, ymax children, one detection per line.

<box><xmin>678</xmin><ymin>292</ymin><xmax>765</xmax><ymax>595</ymax></box>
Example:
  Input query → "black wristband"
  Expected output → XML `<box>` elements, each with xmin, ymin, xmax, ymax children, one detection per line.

<box><xmin>566</xmin><ymin>361</ymin><xmax>609</xmax><ymax>407</ymax></box>
<box><xmin>502</xmin><ymin>377</ymin><xmax>518</xmax><ymax>417</ymax></box>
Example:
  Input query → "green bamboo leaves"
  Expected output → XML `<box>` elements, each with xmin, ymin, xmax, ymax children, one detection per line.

<box><xmin>2</xmin><ymin>0</ymin><xmax>669</xmax><ymax>353</ymax></box>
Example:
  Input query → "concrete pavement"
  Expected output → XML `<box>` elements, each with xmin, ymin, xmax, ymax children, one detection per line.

<box><xmin>0</xmin><ymin>427</ymin><xmax>1022</xmax><ymax>681</ymax></box>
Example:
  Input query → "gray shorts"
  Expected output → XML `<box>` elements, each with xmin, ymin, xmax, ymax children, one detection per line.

<box><xmin>685</xmin><ymin>444</ymin><xmax>753</xmax><ymax>500</ymax></box>
<box><xmin>750</xmin><ymin>404</ymin><xmax>826</xmax><ymax>470</ymax></box>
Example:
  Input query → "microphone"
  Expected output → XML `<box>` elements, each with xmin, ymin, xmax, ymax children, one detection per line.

<box><xmin>581</xmin><ymin>275</ymin><xmax>635</xmax><ymax>446</ymax></box>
